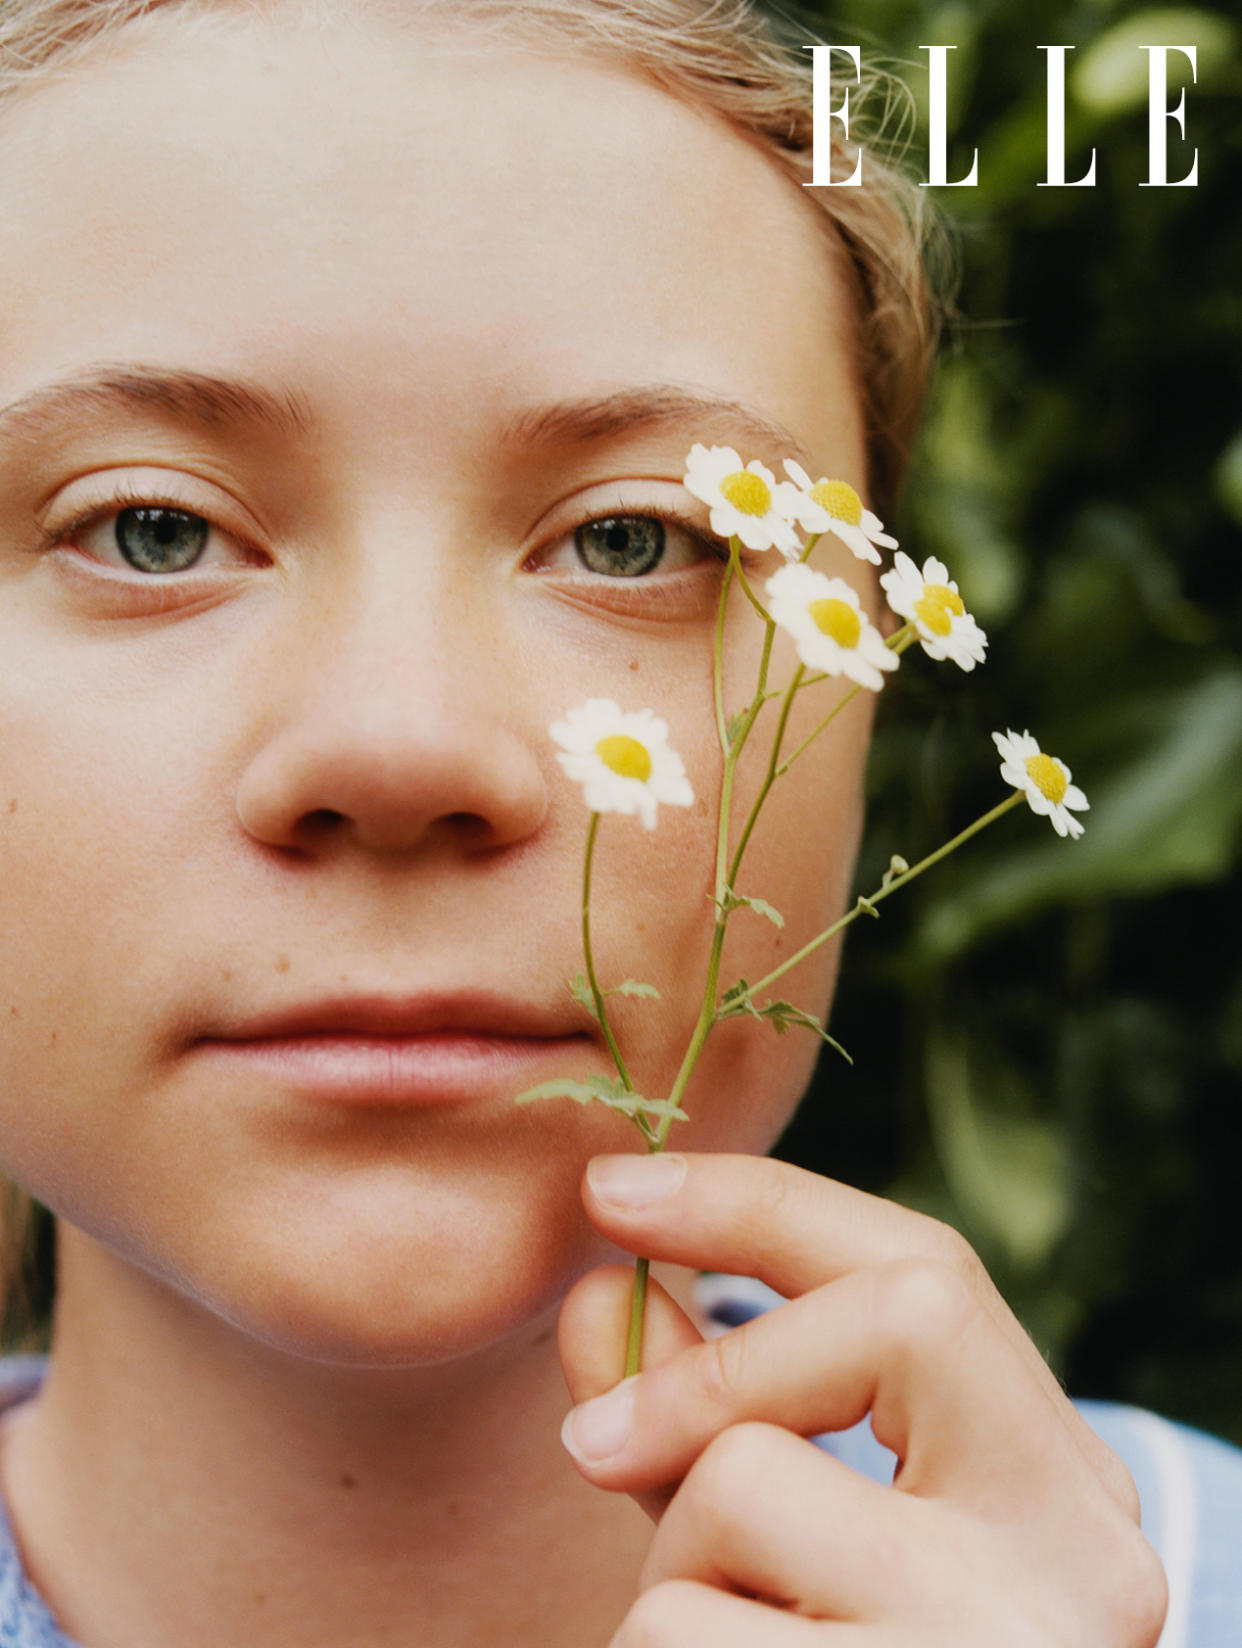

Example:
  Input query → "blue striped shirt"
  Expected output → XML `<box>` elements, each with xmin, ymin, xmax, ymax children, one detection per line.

<box><xmin>1</xmin><ymin>1332</ymin><xmax>1239</xmax><ymax>1645</ymax></box>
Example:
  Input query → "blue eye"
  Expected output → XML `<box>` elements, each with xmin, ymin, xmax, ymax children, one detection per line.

<box><xmin>113</xmin><ymin>506</ymin><xmax>209</xmax><ymax>573</ymax></box>
<box><xmin>574</xmin><ymin>515</ymin><xmax>665</xmax><ymax>577</ymax></box>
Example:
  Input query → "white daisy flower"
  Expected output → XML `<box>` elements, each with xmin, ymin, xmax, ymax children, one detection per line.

<box><xmin>765</xmin><ymin>563</ymin><xmax>899</xmax><ymax>692</ymax></box>
<box><xmin>550</xmin><ymin>699</ymin><xmax>694</xmax><ymax>830</ymax></box>
<box><xmin>683</xmin><ymin>443</ymin><xmax>801</xmax><ymax>556</ymax></box>
<box><xmin>880</xmin><ymin>551</ymin><xmax>989</xmax><ymax>672</ymax></box>
<box><xmin>772</xmin><ymin>459</ymin><xmax>897</xmax><ymax>566</ymax></box>
<box><xmin>992</xmin><ymin>729</ymin><xmax>1089</xmax><ymax>839</ymax></box>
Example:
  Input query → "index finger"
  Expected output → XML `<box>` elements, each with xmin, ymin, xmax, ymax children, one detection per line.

<box><xmin>585</xmin><ymin>1151</ymin><xmax>958</xmax><ymax>1298</ymax></box>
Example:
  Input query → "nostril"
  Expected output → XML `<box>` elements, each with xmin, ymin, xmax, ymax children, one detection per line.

<box><xmin>299</xmin><ymin>807</ymin><xmax>348</xmax><ymax>838</ymax></box>
<box><xmin>442</xmin><ymin>811</ymin><xmax>497</xmax><ymax>846</ymax></box>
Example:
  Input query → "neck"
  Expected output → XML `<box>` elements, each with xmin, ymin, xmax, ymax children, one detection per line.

<box><xmin>0</xmin><ymin>1229</ymin><xmax>654</xmax><ymax>1648</ymax></box>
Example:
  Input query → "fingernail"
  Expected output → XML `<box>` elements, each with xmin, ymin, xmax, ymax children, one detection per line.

<box><xmin>587</xmin><ymin>1153</ymin><xmax>686</xmax><ymax>1210</ymax></box>
<box><xmin>561</xmin><ymin>1379</ymin><xmax>636</xmax><ymax>1465</ymax></box>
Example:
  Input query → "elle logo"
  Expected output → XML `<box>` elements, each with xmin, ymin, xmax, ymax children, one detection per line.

<box><xmin>809</xmin><ymin>44</ymin><xmax>1199</xmax><ymax>188</ymax></box>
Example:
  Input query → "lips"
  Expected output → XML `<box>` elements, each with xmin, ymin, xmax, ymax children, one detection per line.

<box><xmin>195</xmin><ymin>991</ymin><xmax>595</xmax><ymax>1107</ymax></box>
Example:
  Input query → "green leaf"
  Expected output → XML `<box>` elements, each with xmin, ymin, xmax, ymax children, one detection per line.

<box><xmin>718</xmin><ymin>978</ymin><xmax>758</xmax><ymax>1019</ymax></box>
<box><xmin>716</xmin><ymin>982</ymin><xmax>851</xmax><ymax>1062</ymax></box>
<box><xmin>609</xmin><ymin>979</ymin><xmax>660</xmax><ymax>1000</ymax></box>
<box><xmin>724</xmin><ymin>890</ymin><xmax>785</xmax><ymax>928</ymax></box>
<box><xmin>726</xmin><ymin>709</ymin><xmax>748</xmax><ymax>749</ymax></box>
<box><xmin>513</xmin><ymin>1075</ymin><xmax>687</xmax><ymax>1123</ymax></box>
<box><xmin>759</xmin><ymin>1001</ymin><xmax>853</xmax><ymax>1064</ymax></box>
<box><xmin>568</xmin><ymin>974</ymin><xmax>600</xmax><ymax>1023</ymax></box>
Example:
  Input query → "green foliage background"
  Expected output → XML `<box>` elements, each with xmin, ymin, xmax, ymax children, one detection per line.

<box><xmin>771</xmin><ymin>0</ymin><xmax>1242</xmax><ymax>1441</ymax></box>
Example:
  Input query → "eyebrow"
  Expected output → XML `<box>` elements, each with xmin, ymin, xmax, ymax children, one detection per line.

<box><xmin>503</xmin><ymin>385</ymin><xmax>815</xmax><ymax>472</ymax></box>
<box><xmin>0</xmin><ymin>370</ymin><xmax>813</xmax><ymax>472</ymax></box>
<box><xmin>0</xmin><ymin>365</ymin><xmax>314</xmax><ymax>446</ymax></box>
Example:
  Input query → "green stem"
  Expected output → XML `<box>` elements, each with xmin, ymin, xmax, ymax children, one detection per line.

<box><xmin>774</xmin><ymin>681</ymin><xmax>860</xmax><ymax>778</ymax></box>
<box><xmin>732</xmin><ymin>546</ymin><xmax>770</xmax><ymax>623</ymax></box>
<box><xmin>625</xmin><ymin>1252</ymin><xmax>652</xmax><ymax>1377</ymax></box>
<box><xmin>654</xmin><ymin>589</ymin><xmax>770</xmax><ymax>1147</ymax></box>
<box><xmin>581</xmin><ymin>812</ymin><xmax>635</xmax><ymax>1092</ymax></box>
<box><xmin>772</xmin><ymin>627</ymin><xmax>915</xmax><ymax>780</ymax></box>
<box><xmin>618</xmin><ymin>543</ymin><xmax>775</xmax><ymax>1370</ymax></box>
<box><xmin>655</xmin><ymin>914</ymin><xmax>730</xmax><ymax>1149</ymax></box>
<box><xmin>713</xmin><ymin>558</ymin><xmax>734</xmax><ymax>756</ymax></box>
<box><xmin>744</xmin><ymin>791</ymin><xmax>1026</xmax><ymax>1000</ymax></box>
<box><xmin>725</xmin><ymin>625</ymin><xmax>920</xmax><ymax>885</ymax></box>
<box><xmin>726</xmin><ymin>664</ymin><xmax>804</xmax><ymax>889</ymax></box>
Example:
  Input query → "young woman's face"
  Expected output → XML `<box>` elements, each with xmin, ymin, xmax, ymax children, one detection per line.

<box><xmin>0</xmin><ymin>6</ymin><xmax>874</xmax><ymax>1364</ymax></box>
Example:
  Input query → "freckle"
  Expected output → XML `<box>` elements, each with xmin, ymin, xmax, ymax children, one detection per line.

<box><xmin>8</xmin><ymin>1006</ymin><xmax>18</xmax><ymax>1018</ymax></box>
<box><xmin>628</xmin><ymin>658</ymin><xmax>639</xmax><ymax>671</ymax></box>
<box><xmin>275</xmin><ymin>955</ymin><xmax>290</xmax><ymax>974</ymax></box>
<box><xmin>446</xmin><ymin>1500</ymin><xmax>461</xmax><ymax>1517</ymax></box>
<box><xmin>221</xmin><ymin>969</ymin><xmax>233</xmax><ymax>982</ymax></box>
<box><xmin>253</xmin><ymin>1593</ymin><xmax>267</xmax><ymax>1608</ymax></box>
<box><xmin>339</xmin><ymin>1473</ymin><xmax>357</xmax><ymax>1490</ymax></box>
<box><xmin>49</xmin><ymin>1031</ymin><xmax>58</xmax><ymax>1045</ymax></box>
<box><xmin>7</xmin><ymin>800</ymin><xmax>15</xmax><ymax>815</ymax></box>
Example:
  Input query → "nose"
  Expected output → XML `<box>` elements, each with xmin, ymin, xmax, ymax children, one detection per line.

<box><xmin>235</xmin><ymin>583</ymin><xmax>549</xmax><ymax>858</ymax></box>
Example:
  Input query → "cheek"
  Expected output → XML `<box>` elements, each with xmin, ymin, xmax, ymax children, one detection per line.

<box><xmin>0</xmin><ymin>620</ymin><xmax>238</xmax><ymax>1194</ymax></box>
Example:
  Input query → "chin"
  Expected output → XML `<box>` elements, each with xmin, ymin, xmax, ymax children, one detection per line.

<box><xmin>163</xmin><ymin>1185</ymin><xmax>619</xmax><ymax>1370</ymax></box>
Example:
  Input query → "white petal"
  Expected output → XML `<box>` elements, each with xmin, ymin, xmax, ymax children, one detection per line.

<box><xmin>832</xmin><ymin>520</ymin><xmax>882</xmax><ymax>565</ymax></box>
<box><xmin>771</xmin><ymin>480</ymin><xmax>820</xmax><ymax>531</ymax></box>
<box><xmin>859</xmin><ymin>509</ymin><xmax>898</xmax><ymax>548</ymax></box>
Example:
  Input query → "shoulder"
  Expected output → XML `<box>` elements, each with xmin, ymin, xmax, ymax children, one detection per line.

<box><xmin>0</xmin><ymin>1358</ymin><xmax>82</xmax><ymax>1648</ymax></box>
<box><xmin>1074</xmin><ymin>1400</ymin><xmax>1242</xmax><ymax>1648</ymax></box>
<box><xmin>694</xmin><ymin>1274</ymin><xmax>1242</xmax><ymax>1648</ymax></box>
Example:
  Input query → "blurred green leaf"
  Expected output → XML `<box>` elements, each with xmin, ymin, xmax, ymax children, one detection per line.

<box><xmin>918</xmin><ymin>670</ymin><xmax>1242</xmax><ymax>958</ymax></box>
<box><xmin>1072</xmin><ymin>10</ymin><xmax>1236</xmax><ymax>114</ymax></box>
<box><xmin>1214</xmin><ymin>430</ymin><xmax>1242</xmax><ymax>528</ymax></box>
<box><xmin>925</xmin><ymin>1028</ymin><xmax>1072</xmax><ymax>1270</ymax></box>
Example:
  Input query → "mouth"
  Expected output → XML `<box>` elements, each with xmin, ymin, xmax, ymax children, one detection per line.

<box><xmin>194</xmin><ymin>991</ymin><xmax>595</xmax><ymax>1107</ymax></box>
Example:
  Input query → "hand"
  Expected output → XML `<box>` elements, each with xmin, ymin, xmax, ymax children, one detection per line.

<box><xmin>557</xmin><ymin>1152</ymin><xmax>1167</xmax><ymax>1646</ymax></box>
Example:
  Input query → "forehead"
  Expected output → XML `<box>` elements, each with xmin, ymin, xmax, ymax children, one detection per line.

<box><xmin>0</xmin><ymin>6</ymin><xmax>863</xmax><ymax>475</ymax></box>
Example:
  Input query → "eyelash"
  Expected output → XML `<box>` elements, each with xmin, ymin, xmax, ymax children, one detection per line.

<box><xmin>33</xmin><ymin>489</ymin><xmax>743</xmax><ymax>592</ymax></box>
<box><xmin>555</xmin><ymin>507</ymin><xmax>728</xmax><ymax>572</ymax></box>
<box><xmin>35</xmin><ymin>482</ymin><xmax>257</xmax><ymax>571</ymax></box>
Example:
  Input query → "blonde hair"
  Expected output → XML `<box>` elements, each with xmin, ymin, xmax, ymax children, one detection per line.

<box><xmin>0</xmin><ymin>0</ymin><xmax>939</xmax><ymax>510</ymax></box>
<box><xmin>0</xmin><ymin>0</ymin><xmax>940</xmax><ymax>1338</ymax></box>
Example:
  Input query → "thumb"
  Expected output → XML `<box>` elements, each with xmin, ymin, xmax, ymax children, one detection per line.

<box><xmin>559</xmin><ymin>1263</ymin><xmax>704</xmax><ymax>1402</ymax></box>
<box><xmin>557</xmin><ymin>1262</ymin><xmax>703</xmax><ymax>1521</ymax></box>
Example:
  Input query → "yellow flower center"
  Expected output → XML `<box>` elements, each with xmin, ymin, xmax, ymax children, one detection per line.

<box><xmin>807</xmin><ymin>597</ymin><xmax>861</xmax><ymax>649</ymax></box>
<box><xmin>922</xmin><ymin>582</ymin><xmax>964</xmax><ymax>617</ymax></box>
<box><xmin>1024</xmin><ymin>753</ymin><xmax>1067</xmax><ymax>803</ymax></box>
<box><xmin>809</xmin><ymin>479</ymin><xmax>863</xmax><ymax>525</ymax></box>
<box><xmin>595</xmin><ymin>734</ymin><xmax>652</xmax><ymax>783</ymax></box>
<box><xmin>719</xmin><ymin>470</ymin><xmax>772</xmax><ymax>517</ymax></box>
<box><xmin>914</xmin><ymin>595</ymin><xmax>954</xmax><ymax>636</ymax></box>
